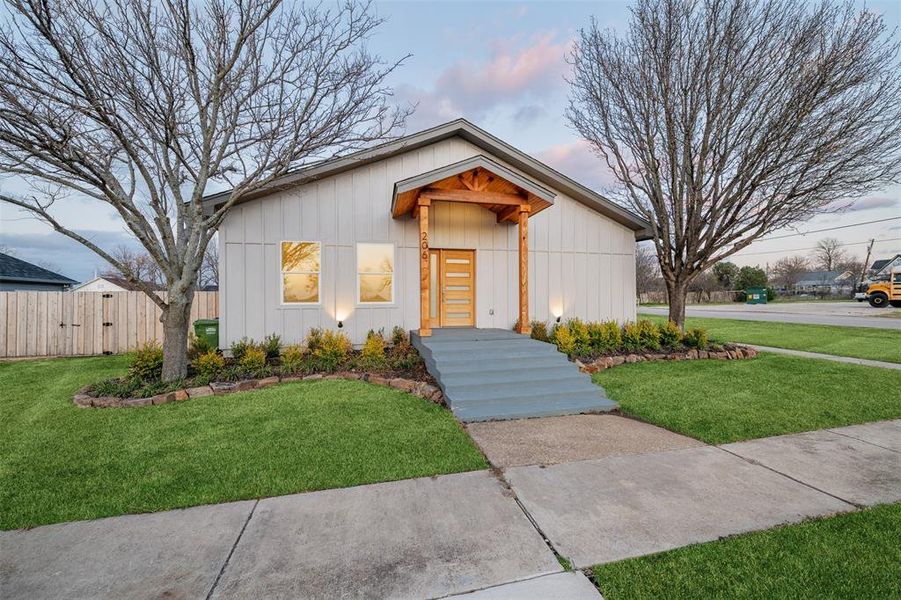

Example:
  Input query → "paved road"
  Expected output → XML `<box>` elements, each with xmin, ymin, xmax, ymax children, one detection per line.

<box><xmin>3</xmin><ymin>418</ymin><xmax>899</xmax><ymax>599</ymax></box>
<box><xmin>640</xmin><ymin>301</ymin><xmax>901</xmax><ymax>329</ymax></box>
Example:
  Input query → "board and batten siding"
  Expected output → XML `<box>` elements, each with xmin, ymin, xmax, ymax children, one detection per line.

<box><xmin>219</xmin><ymin>137</ymin><xmax>636</xmax><ymax>346</ymax></box>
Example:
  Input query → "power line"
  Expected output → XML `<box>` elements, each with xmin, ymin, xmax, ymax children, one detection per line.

<box><xmin>758</xmin><ymin>216</ymin><xmax>900</xmax><ymax>241</ymax></box>
<box><xmin>732</xmin><ymin>236</ymin><xmax>900</xmax><ymax>257</ymax></box>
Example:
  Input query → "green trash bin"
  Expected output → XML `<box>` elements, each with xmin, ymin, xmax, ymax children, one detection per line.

<box><xmin>193</xmin><ymin>319</ymin><xmax>220</xmax><ymax>349</ymax></box>
<box><xmin>745</xmin><ymin>287</ymin><xmax>767</xmax><ymax>304</ymax></box>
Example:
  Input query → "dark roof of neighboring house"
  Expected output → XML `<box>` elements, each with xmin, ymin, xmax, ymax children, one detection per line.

<box><xmin>0</xmin><ymin>252</ymin><xmax>77</xmax><ymax>286</ymax></box>
<box><xmin>794</xmin><ymin>270</ymin><xmax>851</xmax><ymax>285</ymax></box>
<box><xmin>201</xmin><ymin>118</ymin><xmax>652</xmax><ymax>239</ymax></box>
<box><xmin>870</xmin><ymin>254</ymin><xmax>900</xmax><ymax>272</ymax></box>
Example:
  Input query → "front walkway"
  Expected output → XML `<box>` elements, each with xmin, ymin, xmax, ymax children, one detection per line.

<box><xmin>746</xmin><ymin>344</ymin><xmax>901</xmax><ymax>370</ymax></box>
<box><xmin>2</xmin><ymin>419</ymin><xmax>898</xmax><ymax>599</ymax></box>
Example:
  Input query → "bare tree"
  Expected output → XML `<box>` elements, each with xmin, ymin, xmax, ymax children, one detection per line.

<box><xmin>0</xmin><ymin>0</ymin><xmax>407</xmax><ymax>380</ymax></box>
<box><xmin>200</xmin><ymin>242</ymin><xmax>219</xmax><ymax>289</ymax></box>
<box><xmin>812</xmin><ymin>237</ymin><xmax>848</xmax><ymax>271</ymax></box>
<box><xmin>635</xmin><ymin>243</ymin><xmax>660</xmax><ymax>301</ymax></box>
<box><xmin>567</xmin><ymin>0</ymin><xmax>901</xmax><ymax>327</ymax></box>
<box><xmin>102</xmin><ymin>246</ymin><xmax>165</xmax><ymax>287</ymax></box>
<box><xmin>771</xmin><ymin>255</ymin><xmax>809</xmax><ymax>289</ymax></box>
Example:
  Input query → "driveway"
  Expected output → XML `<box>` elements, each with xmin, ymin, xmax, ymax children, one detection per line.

<box><xmin>640</xmin><ymin>301</ymin><xmax>901</xmax><ymax>329</ymax></box>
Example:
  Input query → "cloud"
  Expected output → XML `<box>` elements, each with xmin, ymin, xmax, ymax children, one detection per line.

<box><xmin>535</xmin><ymin>139</ymin><xmax>618</xmax><ymax>192</ymax></box>
<box><xmin>0</xmin><ymin>229</ymin><xmax>138</xmax><ymax>282</ymax></box>
<box><xmin>400</xmin><ymin>31</ymin><xmax>571</xmax><ymax>129</ymax></box>
<box><xmin>847</xmin><ymin>196</ymin><xmax>898</xmax><ymax>212</ymax></box>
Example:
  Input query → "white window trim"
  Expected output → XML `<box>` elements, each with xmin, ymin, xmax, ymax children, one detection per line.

<box><xmin>356</xmin><ymin>242</ymin><xmax>396</xmax><ymax>305</ymax></box>
<box><xmin>279</xmin><ymin>240</ymin><xmax>322</xmax><ymax>306</ymax></box>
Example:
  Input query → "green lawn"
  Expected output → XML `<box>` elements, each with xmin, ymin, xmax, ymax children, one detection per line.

<box><xmin>0</xmin><ymin>356</ymin><xmax>486</xmax><ymax>530</ymax></box>
<box><xmin>594</xmin><ymin>353</ymin><xmax>901</xmax><ymax>444</ymax></box>
<box><xmin>640</xmin><ymin>314</ymin><xmax>901</xmax><ymax>363</ymax></box>
<box><xmin>594</xmin><ymin>503</ymin><xmax>901</xmax><ymax>599</ymax></box>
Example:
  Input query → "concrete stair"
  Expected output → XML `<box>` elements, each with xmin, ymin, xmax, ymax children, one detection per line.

<box><xmin>411</xmin><ymin>328</ymin><xmax>616</xmax><ymax>422</ymax></box>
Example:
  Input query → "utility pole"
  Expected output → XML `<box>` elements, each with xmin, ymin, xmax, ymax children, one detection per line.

<box><xmin>859</xmin><ymin>238</ymin><xmax>875</xmax><ymax>286</ymax></box>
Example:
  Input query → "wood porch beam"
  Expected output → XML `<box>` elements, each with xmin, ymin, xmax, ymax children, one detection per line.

<box><xmin>418</xmin><ymin>198</ymin><xmax>431</xmax><ymax>337</ymax></box>
<box><xmin>515</xmin><ymin>204</ymin><xmax>531</xmax><ymax>335</ymax></box>
<box><xmin>419</xmin><ymin>187</ymin><xmax>526</xmax><ymax>206</ymax></box>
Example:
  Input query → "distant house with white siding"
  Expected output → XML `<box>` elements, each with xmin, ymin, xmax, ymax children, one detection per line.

<box><xmin>73</xmin><ymin>275</ymin><xmax>163</xmax><ymax>293</ymax></box>
<box><xmin>203</xmin><ymin>119</ymin><xmax>650</xmax><ymax>347</ymax></box>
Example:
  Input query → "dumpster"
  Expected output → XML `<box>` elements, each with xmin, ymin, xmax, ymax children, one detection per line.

<box><xmin>193</xmin><ymin>318</ymin><xmax>220</xmax><ymax>348</ymax></box>
<box><xmin>745</xmin><ymin>287</ymin><xmax>767</xmax><ymax>304</ymax></box>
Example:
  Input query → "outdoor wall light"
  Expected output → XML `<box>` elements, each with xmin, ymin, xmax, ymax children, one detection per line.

<box><xmin>337</xmin><ymin>321</ymin><xmax>344</xmax><ymax>329</ymax></box>
<box><xmin>556</xmin><ymin>316</ymin><xmax>562</xmax><ymax>323</ymax></box>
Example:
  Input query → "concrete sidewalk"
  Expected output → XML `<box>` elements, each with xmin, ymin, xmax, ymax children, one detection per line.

<box><xmin>746</xmin><ymin>344</ymin><xmax>901</xmax><ymax>370</ymax></box>
<box><xmin>2</xmin><ymin>419</ymin><xmax>899</xmax><ymax>599</ymax></box>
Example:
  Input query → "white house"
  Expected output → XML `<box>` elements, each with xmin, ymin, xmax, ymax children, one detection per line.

<box><xmin>73</xmin><ymin>275</ymin><xmax>161</xmax><ymax>293</ymax></box>
<box><xmin>205</xmin><ymin>119</ymin><xmax>650</xmax><ymax>347</ymax></box>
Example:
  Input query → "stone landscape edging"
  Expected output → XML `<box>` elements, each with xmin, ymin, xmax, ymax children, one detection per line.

<box><xmin>575</xmin><ymin>344</ymin><xmax>758</xmax><ymax>374</ymax></box>
<box><xmin>73</xmin><ymin>372</ymin><xmax>444</xmax><ymax>409</ymax></box>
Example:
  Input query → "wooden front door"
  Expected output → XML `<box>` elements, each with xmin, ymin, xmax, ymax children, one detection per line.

<box><xmin>431</xmin><ymin>249</ymin><xmax>476</xmax><ymax>327</ymax></box>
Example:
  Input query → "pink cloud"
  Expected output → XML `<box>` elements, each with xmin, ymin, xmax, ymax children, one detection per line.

<box><xmin>400</xmin><ymin>32</ymin><xmax>571</xmax><ymax>129</ymax></box>
<box><xmin>535</xmin><ymin>139</ymin><xmax>618</xmax><ymax>192</ymax></box>
<box><xmin>847</xmin><ymin>196</ymin><xmax>898</xmax><ymax>212</ymax></box>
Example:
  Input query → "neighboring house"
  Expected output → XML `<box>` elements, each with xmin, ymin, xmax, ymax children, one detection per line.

<box><xmin>867</xmin><ymin>254</ymin><xmax>901</xmax><ymax>281</ymax></box>
<box><xmin>792</xmin><ymin>270</ymin><xmax>854</xmax><ymax>295</ymax></box>
<box><xmin>73</xmin><ymin>275</ymin><xmax>163</xmax><ymax>293</ymax></box>
<box><xmin>204</xmin><ymin>119</ymin><xmax>651</xmax><ymax>347</ymax></box>
<box><xmin>0</xmin><ymin>252</ymin><xmax>77</xmax><ymax>291</ymax></box>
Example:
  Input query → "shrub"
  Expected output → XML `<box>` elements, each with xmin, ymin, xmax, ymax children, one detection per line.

<box><xmin>238</xmin><ymin>346</ymin><xmax>267</xmax><ymax>375</ymax></box>
<box><xmin>682</xmin><ymin>327</ymin><xmax>709</xmax><ymax>350</ymax></box>
<box><xmin>308</xmin><ymin>328</ymin><xmax>352</xmax><ymax>372</ymax></box>
<box><xmin>551</xmin><ymin>323</ymin><xmax>576</xmax><ymax>356</ymax></box>
<box><xmin>192</xmin><ymin>350</ymin><xmax>225</xmax><ymax>380</ymax></box>
<box><xmin>565</xmin><ymin>318</ymin><xmax>591</xmax><ymax>356</ymax></box>
<box><xmin>589</xmin><ymin>321</ymin><xmax>622</xmax><ymax>354</ymax></box>
<box><xmin>621</xmin><ymin>322</ymin><xmax>643</xmax><ymax>352</ymax></box>
<box><xmin>390</xmin><ymin>325</ymin><xmax>408</xmax><ymax>346</ymax></box>
<box><xmin>262</xmin><ymin>334</ymin><xmax>281</xmax><ymax>360</ymax></box>
<box><xmin>529</xmin><ymin>320</ymin><xmax>549</xmax><ymax>342</ymax></box>
<box><xmin>230</xmin><ymin>337</ymin><xmax>253</xmax><ymax>361</ymax></box>
<box><xmin>187</xmin><ymin>333</ymin><xmax>213</xmax><ymax>361</ymax></box>
<box><xmin>280</xmin><ymin>344</ymin><xmax>305</xmax><ymax>374</ymax></box>
<box><xmin>636</xmin><ymin>319</ymin><xmax>661</xmax><ymax>350</ymax></box>
<box><xmin>658</xmin><ymin>320</ymin><xmax>682</xmax><ymax>348</ymax></box>
<box><xmin>128</xmin><ymin>342</ymin><xmax>164</xmax><ymax>382</ymax></box>
<box><xmin>389</xmin><ymin>340</ymin><xmax>420</xmax><ymax>371</ymax></box>
<box><xmin>359</xmin><ymin>329</ymin><xmax>388</xmax><ymax>369</ymax></box>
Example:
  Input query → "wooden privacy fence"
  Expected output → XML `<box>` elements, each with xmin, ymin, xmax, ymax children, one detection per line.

<box><xmin>0</xmin><ymin>291</ymin><xmax>218</xmax><ymax>358</ymax></box>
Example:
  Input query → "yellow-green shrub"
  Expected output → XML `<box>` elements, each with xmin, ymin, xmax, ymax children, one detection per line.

<box><xmin>588</xmin><ymin>320</ymin><xmax>622</xmax><ymax>354</ymax></box>
<box><xmin>359</xmin><ymin>329</ymin><xmax>388</xmax><ymax>369</ymax></box>
<box><xmin>529</xmin><ymin>320</ymin><xmax>549</xmax><ymax>342</ymax></box>
<box><xmin>551</xmin><ymin>323</ymin><xmax>576</xmax><ymax>356</ymax></box>
<box><xmin>566</xmin><ymin>318</ymin><xmax>591</xmax><ymax>356</ymax></box>
<box><xmin>192</xmin><ymin>350</ymin><xmax>225</xmax><ymax>379</ymax></box>
<box><xmin>128</xmin><ymin>342</ymin><xmax>164</xmax><ymax>382</ymax></box>
<box><xmin>621</xmin><ymin>322</ymin><xmax>643</xmax><ymax>352</ymax></box>
<box><xmin>636</xmin><ymin>319</ymin><xmax>661</xmax><ymax>350</ymax></box>
<box><xmin>659</xmin><ymin>321</ymin><xmax>682</xmax><ymax>348</ymax></box>
<box><xmin>238</xmin><ymin>346</ymin><xmax>267</xmax><ymax>373</ymax></box>
<box><xmin>308</xmin><ymin>328</ymin><xmax>352</xmax><ymax>371</ymax></box>
<box><xmin>280</xmin><ymin>344</ymin><xmax>305</xmax><ymax>374</ymax></box>
<box><xmin>682</xmin><ymin>327</ymin><xmax>709</xmax><ymax>350</ymax></box>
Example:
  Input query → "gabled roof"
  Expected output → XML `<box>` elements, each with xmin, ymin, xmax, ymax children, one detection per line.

<box><xmin>73</xmin><ymin>275</ymin><xmax>165</xmax><ymax>292</ymax></box>
<box><xmin>870</xmin><ymin>254</ymin><xmax>901</xmax><ymax>272</ymax></box>
<box><xmin>202</xmin><ymin>119</ymin><xmax>651</xmax><ymax>238</ymax></box>
<box><xmin>794</xmin><ymin>270</ymin><xmax>852</xmax><ymax>285</ymax></box>
<box><xmin>0</xmin><ymin>252</ymin><xmax>76</xmax><ymax>285</ymax></box>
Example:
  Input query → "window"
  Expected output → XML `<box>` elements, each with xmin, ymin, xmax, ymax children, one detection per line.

<box><xmin>357</xmin><ymin>243</ymin><xmax>394</xmax><ymax>303</ymax></box>
<box><xmin>281</xmin><ymin>241</ymin><xmax>320</xmax><ymax>303</ymax></box>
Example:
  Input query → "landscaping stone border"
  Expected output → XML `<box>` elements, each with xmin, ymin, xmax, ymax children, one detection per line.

<box><xmin>575</xmin><ymin>345</ymin><xmax>758</xmax><ymax>374</ymax></box>
<box><xmin>73</xmin><ymin>372</ymin><xmax>444</xmax><ymax>409</ymax></box>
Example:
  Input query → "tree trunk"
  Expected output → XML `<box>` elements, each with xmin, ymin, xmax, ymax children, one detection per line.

<box><xmin>666</xmin><ymin>278</ymin><xmax>689</xmax><ymax>329</ymax></box>
<box><xmin>160</xmin><ymin>291</ymin><xmax>193</xmax><ymax>382</ymax></box>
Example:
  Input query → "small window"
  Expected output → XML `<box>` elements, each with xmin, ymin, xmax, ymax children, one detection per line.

<box><xmin>281</xmin><ymin>241</ymin><xmax>320</xmax><ymax>303</ymax></box>
<box><xmin>357</xmin><ymin>243</ymin><xmax>394</xmax><ymax>304</ymax></box>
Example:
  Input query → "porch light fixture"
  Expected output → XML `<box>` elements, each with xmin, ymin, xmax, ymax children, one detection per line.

<box><xmin>337</xmin><ymin>320</ymin><xmax>344</xmax><ymax>329</ymax></box>
<box><xmin>556</xmin><ymin>316</ymin><xmax>562</xmax><ymax>323</ymax></box>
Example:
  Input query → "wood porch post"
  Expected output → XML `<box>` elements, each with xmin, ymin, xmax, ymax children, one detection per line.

<box><xmin>515</xmin><ymin>204</ymin><xmax>531</xmax><ymax>335</ymax></box>
<box><xmin>418</xmin><ymin>198</ymin><xmax>431</xmax><ymax>337</ymax></box>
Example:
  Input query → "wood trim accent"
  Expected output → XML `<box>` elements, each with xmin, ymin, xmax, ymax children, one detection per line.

<box><xmin>418</xmin><ymin>199</ymin><xmax>431</xmax><ymax>336</ymax></box>
<box><xmin>419</xmin><ymin>187</ymin><xmax>526</xmax><ymax>206</ymax></box>
<box><xmin>515</xmin><ymin>205</ymin><xmax>531</xmax><ymax>335</ymax></box>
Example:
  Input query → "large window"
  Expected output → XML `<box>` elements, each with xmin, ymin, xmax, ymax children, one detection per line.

<box><xmin>281</xmin><ymin>241</ymin><xmax>320</xmax><ymax>304</ymax></box>
<box><xmin>357</xmin><ymin>243</ymin><xmax>394</xmax><ymax>304</ymax></box>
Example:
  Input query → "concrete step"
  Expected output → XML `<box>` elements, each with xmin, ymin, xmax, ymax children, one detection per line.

<box><xmin>436</xmin><ymin>364</ymin><xmax>579</xmax><ymax>387</ymax></box>
<box><xmin>445</xmin><ymin>377</ymin><xmax>603</xmax><ymax>404</ymax></box>
<box><xmin>453</xmin><ymin>392</ymin><xmax>617</xmax><ymax>422</ymax></box>
<box><xmin>431</xmin><ymin>354</ymin><xmax>574</xmax><ymax>375</ymax></box>
<box><xmin>422</xmin><ymin>344</ymin><xmax>561</xmax><ymax>364</ymax></box>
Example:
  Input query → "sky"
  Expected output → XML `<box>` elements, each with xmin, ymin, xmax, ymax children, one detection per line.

<box><xmin>1</xmin><ymin>0</ymin><xmax>899</xmax><ymax>282</ymax></box>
